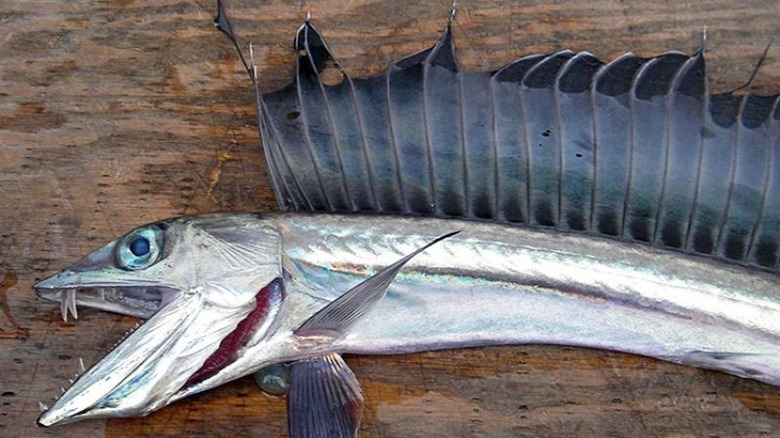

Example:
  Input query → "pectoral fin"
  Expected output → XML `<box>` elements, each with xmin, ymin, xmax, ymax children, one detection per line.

<box><xmin>295</xmin><ymin>231</ymin><xmax>459</xmax><ymax>337</ymax></box>
<box><xmin>287</xmin><ymin>354</ymin><xmax>363</xmax><ymax>438</ymax></box>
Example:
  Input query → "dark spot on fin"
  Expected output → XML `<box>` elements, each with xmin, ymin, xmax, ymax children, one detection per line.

<box><xmin>692</xmin><ymin>228</ymin><xmax>715</xmax><ymax>254</ymax></box>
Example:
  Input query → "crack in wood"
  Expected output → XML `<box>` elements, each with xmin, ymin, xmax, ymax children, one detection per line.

<box><xmin>206</xmin><ymin>149</ymin><xmax>235</xmax><ymax>205</ymax></box>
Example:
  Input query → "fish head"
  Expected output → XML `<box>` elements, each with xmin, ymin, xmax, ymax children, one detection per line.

<box><xmin>35</xmin><ymin>213</ymin><xmax>283</xmax><ymax>318</ymax></box>
<box><xmin>35</xmin><ymin>213</ymin><xmax>288</xmax><ymax>426</ymax></box>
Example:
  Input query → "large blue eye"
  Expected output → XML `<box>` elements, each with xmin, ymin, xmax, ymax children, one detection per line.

<box><xmin>129</xmin><ymin>237</ymin><xmax>150</xmax><ymax>256</ymax></box>
<box><xmin>116</xmin><ymin>226</ymin><xmax>163</xmax><ymax>271</ymax></box>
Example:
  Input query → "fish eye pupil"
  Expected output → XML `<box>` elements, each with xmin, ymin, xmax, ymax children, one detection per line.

<box><xmin>129</xmin><ymin>237</ymin><xmax>150</xmax><ymax>257</ymax></box>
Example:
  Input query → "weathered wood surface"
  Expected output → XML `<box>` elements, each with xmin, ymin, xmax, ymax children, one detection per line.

<box><xmin>2</xmin><ymin>0</ymin><xmax>780</xmax><ymax>436</ymax></box>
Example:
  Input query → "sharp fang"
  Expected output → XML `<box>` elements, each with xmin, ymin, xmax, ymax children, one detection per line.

<box><xmin>78</xmin><ymin>357</ymin><xmax>86</xmax><ymax>373</ymax></box>
<box><xmin>67</xmin><ymin>289</ymin><xmax>78</xmax><ymax>320</ymax></box>
<box><xmin>60</xmin><ymin>387</ymin><xmax>65</xmax><ymax>394</ymax></box>
<box><xmin>38</xmin><ymin>401</ymin><xmax>48</xmax><ymax>412</ymax></box>
<box><xmin>60</xmin><ymin>291</ymin><xmax>68</xmax><ymax>322</ymax></box>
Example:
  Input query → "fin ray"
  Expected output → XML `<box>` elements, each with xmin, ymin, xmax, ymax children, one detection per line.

<box><xmin>295</xmin><ymin>231</ymin><xmax>458</xmax><ymax>336</ymax></box>
<box><xmin>288</xmin><ymin>354</ymin><xmax>363</xmax><ymax>438</ymax></box>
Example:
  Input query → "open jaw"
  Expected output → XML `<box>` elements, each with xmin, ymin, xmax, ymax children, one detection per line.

<box><xmin>34</xmin><ymin>285</ymin><xmax>180</xmax><ymax>320</ymax></box>
<box><xmin>35</xmin><ymin>279</ymin><xmax>284</xmax><ymax>427</ymax></box>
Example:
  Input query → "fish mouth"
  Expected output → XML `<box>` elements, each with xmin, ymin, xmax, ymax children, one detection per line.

<box><xmin>36</xmin><ymin>287</ymin><xmax>228</xmax><ymax>427</ymax></box>
<box><xmin>36</xmin><ymin>278</ymin><xmax>284</xmax><ymax>427</ymax></box>
<box><xmin>34</xmin><ymin>284</ymin><xmax>178</xmax><ymax>320</ymax></box>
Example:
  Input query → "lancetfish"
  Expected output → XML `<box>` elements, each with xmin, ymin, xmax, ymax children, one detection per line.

<box><xmin>34</xmin><ymin>1</ymin><xmax>780</xmax><ymax>436</ymax></box>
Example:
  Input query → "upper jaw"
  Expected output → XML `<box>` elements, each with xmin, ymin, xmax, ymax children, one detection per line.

<box><xmin>34</xmin><ymin>271</ymin><xmax>180</xmax><ymax>319</ymax></box>
<box><xmin>33</xmin><ymin>238</ymin><xmax>180</xmax><ymax>320</ymax></box>
<box><xmin>35</xmin><ymin>274</ymin><xmax>178</xmax><ymax>320</ymax></box>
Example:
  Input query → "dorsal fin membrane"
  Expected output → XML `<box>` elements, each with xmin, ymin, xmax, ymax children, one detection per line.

<box><xmin>556</xmin><ymin>53</ymin><xmax>603</xmax><ymax>231</ymax></box>
<box><xmin>428</xmin><ymin>25</ymin><xmax>458</xmax><ymax>71</ymax></box>
<box><xmin>558</xmin><ymin>53</ymin><xmax>603</xmax><ymax>93</ymax></box>
<box><xmin>633</xmin><ymin>52</ymin><xmax>688</xmax><ymax>100</ymax></box>
<box><xmin>252</xmin><ymin>17</ymin><xmax>780</xmax><ymax>271</ymax></box>
<box><xmin>295</xmin><ymin>21</ymin><xmax>342</xmax><ymax>76</ymax></box>
<box><xmin>595</xmin><ymin>54</ymin><xmax>645</xmax><ymax>97</ymax></box>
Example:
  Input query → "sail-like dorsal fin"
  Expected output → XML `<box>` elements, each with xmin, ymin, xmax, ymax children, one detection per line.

<box><xmin>248</xmin><ymin>17</ymin><xmax>780</xmax><ymax>271</ymax></box>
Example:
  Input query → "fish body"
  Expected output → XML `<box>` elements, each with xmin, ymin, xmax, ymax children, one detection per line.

<box><xmin>191</xmin><ymin>213</ymin><xmax>780</xmax><ymax>392</ymax></box>
<box><xmin>33</xmin><ymin>3</ymin><xmax>780</xmax><ymax>433</ymax></box>
<box><xmin>35</xmin><ymin>212</ymin><xmax>780</xmax><ymax>425</ymax></box>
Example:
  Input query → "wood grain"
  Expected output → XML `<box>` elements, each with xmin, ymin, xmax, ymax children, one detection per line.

<box><xmin>2</xmin><ymin>1</ymin><xmax>780</xmax><ymax>437</ymax></box>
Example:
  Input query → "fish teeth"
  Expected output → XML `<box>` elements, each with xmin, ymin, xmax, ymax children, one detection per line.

<box><xmin>78</xmin><ymin>357</ymin><xmax>86</xmax><ymax>373</ymax></box>
<box><xmin>67</xmin><ymin>289</ymin><xmax>78</xmax><ymax>320</ymax></box>
<box><xmin>38</xmin><ymin>401</ymin><xmax>48</xmax><ymax>412</ymax></box>
<box><xmin>59</xmin><ymin>289</ymin><xmax>79</xmax><ymax>322</ymax></box>
<box><xmin>60</xmin><ymin>291</ymin><xmax>68</xmax><ymax>322</ymax></box>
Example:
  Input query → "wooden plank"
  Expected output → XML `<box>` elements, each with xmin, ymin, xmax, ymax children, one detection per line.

<box><xmin>2</xmin><ymin>0</ymin><xmax>780</xmax><ymax>436</ymax></box>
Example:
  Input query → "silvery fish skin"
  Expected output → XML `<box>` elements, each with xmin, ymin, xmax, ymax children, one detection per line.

<box><xmin>34</xmin><ymin>212</ymin><xmax>780</xmax><ymax>425</ymax></box>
